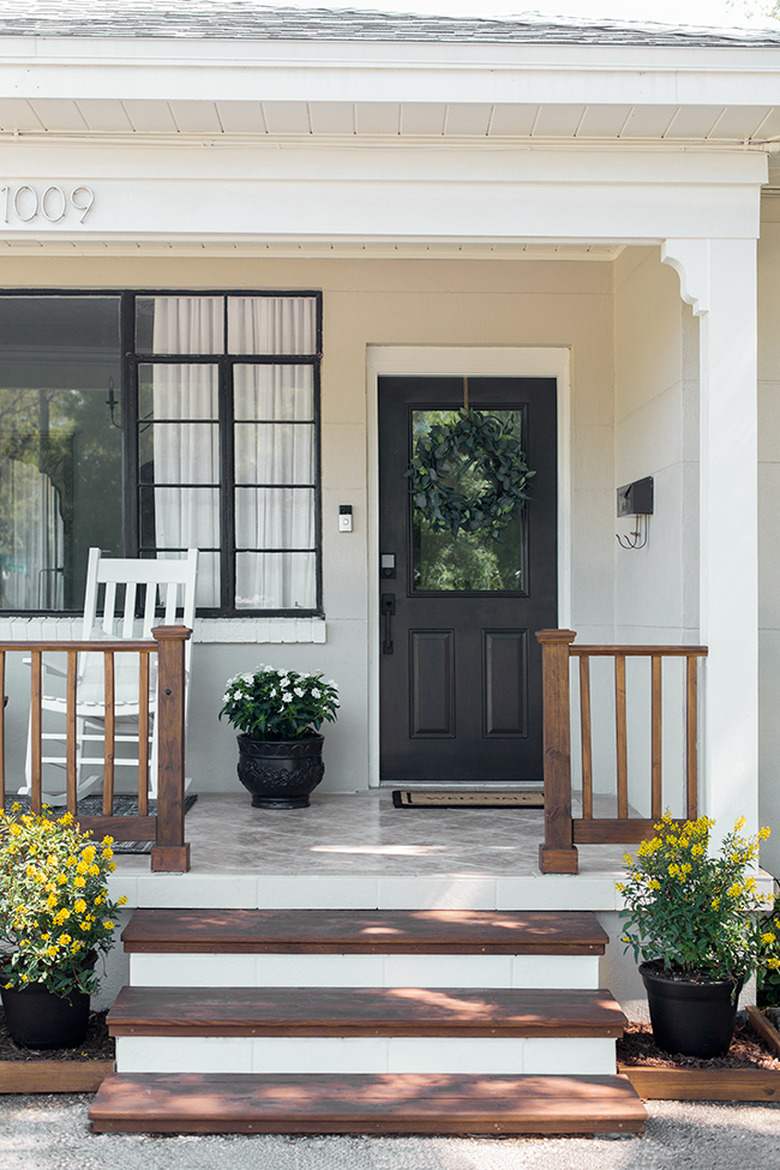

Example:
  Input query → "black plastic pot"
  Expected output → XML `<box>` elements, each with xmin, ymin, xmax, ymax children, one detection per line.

<box><xmin>640</xmin><ymin>960</ymin><xmax>742</xmax><ymax>1058</ymax></box>
<box><xmin>236</xmin><ymin>733</ymin><xmax>325</xmax><ymax>808</ymax></box>
<box><xmin>0</xmin><ymin>981</ymin><xmax>90</xmax><ymax>1050</ymax></box>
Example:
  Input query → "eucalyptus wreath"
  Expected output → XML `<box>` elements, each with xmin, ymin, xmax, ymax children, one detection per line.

<box><xmin>405</xmin><ymin>409</ymin><xmax>535</xmax><ymax>540</ymax></box>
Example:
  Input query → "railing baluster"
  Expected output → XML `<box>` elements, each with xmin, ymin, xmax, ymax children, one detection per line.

<box><xmin>615</xmin><ymin>654</ymin><xmax>628</xmax><ymax>819</ymax></box>
<box><xmin>579</xmin><ymin>655</ymin><xmax>593</xmax><ymax>821</ymax></box>
<box><xmin>686</xmin><ymin>653</ymin><xmax>699</xmax><ymax>820</ymax></box>
<box><xmin>103</xmin><ymin>651</ymin><xmax>115</xmax><ymax>816</ymax></box>
<box><xmin>30</xmin><ymin>649</ymin><xmax>43</xmax><ymax>815</ymax></box>
<box><xmin>138</xmin><ymin>650</ymin><xmax>150</xmax><ymax>817</ymax></box>
<box><xmin>651</xmin><ymin>655</ymin><xmax>663</xmax><ymax>820</ymax></box>
<box><xmin>66</xmin><ymin>649</ymin><xmax>78</xmax><ymax>813</ymax></box>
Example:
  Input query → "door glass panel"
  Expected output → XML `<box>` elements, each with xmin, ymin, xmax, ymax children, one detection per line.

<box><xmin>411</xmin><ymin>409</ymin><xmax>527</xmax><ymax>594</ymax></box>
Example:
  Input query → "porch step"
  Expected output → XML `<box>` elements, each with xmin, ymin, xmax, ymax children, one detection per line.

<box><xmin>89</xmin><ymin>1071</ymin><xmax>647</xmax><ymax>1135</ymax></box>
<box><xmin>108</xmin><ymin>985</ymin><xmax>625</xmax><ymax>1075</ymax></box>
<box><xmin>121</xmin><ymin>908</ymin><xmax>609</xmax><ymax>954</ymax></box>
<box><xmin>123</xmin><ymin>908</ymin><xmax>606</xmax><ymax>990</ymax></box>
<box><xmin>109</xmin><ymin>984</ymin><xmax>625</xmax><ymax>1038</ymax></box>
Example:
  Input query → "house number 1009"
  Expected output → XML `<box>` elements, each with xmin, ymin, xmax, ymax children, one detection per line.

<box><xmin>0</xmin><ymin>184</ymin><xmax>95</xmax><ymax>224</ymax></box>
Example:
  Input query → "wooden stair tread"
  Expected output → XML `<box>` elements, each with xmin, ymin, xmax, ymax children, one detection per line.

<box><xmin>108</xmin><ymin>985</ymin><xmax>626</xmax><ymax>1037</ymax></box>
<box><xmin>89</xmin><ymin>1071</ymin><xmax>646</xmax><ymax>1134</ymax></box>
<box><xmin>121</xmin><ymin>908</ymin><xmax>608</xmax><ymax>955</ymax></box>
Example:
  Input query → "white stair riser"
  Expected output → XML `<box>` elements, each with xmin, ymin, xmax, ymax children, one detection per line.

<box><xmin>128</xmin><ymin>952</ymin><xmax>600</xmax><ymax>990</ymax></box>
<box><xmin>115</xmin><ymin>1035</ymin><xmax>616</xmax><ymax>1077</ymax></box>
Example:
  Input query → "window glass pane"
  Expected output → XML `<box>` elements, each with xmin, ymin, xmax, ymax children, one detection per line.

<box><xmin>139</xmin><ymin>364</ymin><xmax>218</xmax><ymax>421</ymax></box>
<box><xmin>151</xmin><ymin>549</ymin><xmax>220</xmax><ymax>610</ymax></box>
<box><xmin>228</xmin><ymin>297</ymin><xmax>317</xmax><ymax>355</ymax></box>
<box><xmin>140</xmin><ymin>423</ymin><xmax>219</xmax><ymax>485</ymax></box>
<box><xmin>136</xmin><ymin>297</ymin><xmax>223</xmax><ymax>355</ymax></box>
<box><xmin>140</xmin><ymin>486</ymin><xmax>219</xmax><ymax>548</ymax></box>
<box><xmin>235</xmin><ymin>487</ymin><xmax>315</xmax><ymax>549</ymax></box>
<box><xmin>0</xmin><ymin>296</ymin><xmax>122</xmax><ymax>610</ymax></box>
<box><xmin>234</xmin><ymin>423</ymin><xmax>314</xmax><ymax>486</ymax></box>
<box><xmin>236</xmin><ymin>552</ymin><xmax>316</xmax><ymax>610</ymax></box>
<box><xmin>411</xmin><ymin>409</ymin><xmax>527</xmax><ymax>593</ymax></box>
<box><xmin>234</xmin><ymin>365</ymin><xmax>313</xmax><ymax>421</ymax></box>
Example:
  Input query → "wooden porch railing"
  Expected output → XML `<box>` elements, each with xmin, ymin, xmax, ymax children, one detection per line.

<box><xmin>0</xmin><ymin>625</ymin><xmax>190</xmax><ymax>873</ymax></box>
<box><xmin>536</xmin><ymin>629</ymin><xmax>708</xmax><ymax>875</ymax></box>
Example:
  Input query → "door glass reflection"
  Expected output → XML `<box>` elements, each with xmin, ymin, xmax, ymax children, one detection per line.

<box><xmin>411</xmin><ymin>409</ymin><xmax>527</xmax><ymax>593</ymax></box>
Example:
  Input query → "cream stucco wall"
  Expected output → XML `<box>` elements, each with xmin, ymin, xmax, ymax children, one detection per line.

<box><xmin>0</xmin><ymin>253</ymin><xmax>615</xmax><ymax>794</ymax></box>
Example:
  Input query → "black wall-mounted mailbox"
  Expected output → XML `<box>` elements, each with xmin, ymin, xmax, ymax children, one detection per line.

<box><xmin>617</xmin><ymin>476</ymin><xmax>654</xmax><ymax>517</ymax></box>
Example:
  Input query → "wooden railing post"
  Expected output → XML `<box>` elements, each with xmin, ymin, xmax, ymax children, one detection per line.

<box><xmin>536</xmin><ymin>629</ymin><xmax>578</xmax><ymax>874</ymax></box>
<box><xmin>150</xmin><ymin>625</ymin><xmax>191</xmax><ymax>873</ymax></box>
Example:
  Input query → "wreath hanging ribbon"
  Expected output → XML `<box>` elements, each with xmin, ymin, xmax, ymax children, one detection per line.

<box><xmin>405</xmin><ymin>408</ymin><xmax>535</xmax><ymax>540</ymax></box>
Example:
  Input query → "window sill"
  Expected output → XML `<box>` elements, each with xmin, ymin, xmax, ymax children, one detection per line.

<box><xmin>0</xmin><ymin>616</ymin><xmax>327</xmax><ymax>645</ymax></box>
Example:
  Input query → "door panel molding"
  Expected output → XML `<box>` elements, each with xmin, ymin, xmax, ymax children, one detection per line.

<box><xmin>367</xmin><ymin>346</ymin><xmax>572</xmax><ymax>789</ymax></box>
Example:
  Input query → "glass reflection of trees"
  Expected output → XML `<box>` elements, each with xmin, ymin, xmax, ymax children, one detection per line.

<box><xmin>411</xmin><ymin>409</ymin><xmax>526</xmax><ymax>593</ymax></box>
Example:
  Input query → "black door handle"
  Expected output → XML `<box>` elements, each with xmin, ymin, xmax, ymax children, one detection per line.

<box><xmin>381</xmin><ymin>593</ymin><xmax>396</xmax><ymax>654</ymax></box>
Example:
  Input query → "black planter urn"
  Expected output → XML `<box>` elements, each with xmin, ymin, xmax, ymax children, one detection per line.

<box><xmin>0</xmin><ymin>981</ymin><xmax>90</xmax><ymax>1050</ymax></box>
<box><xmin>236</xmin><ymin>733</ymin><xmax>325</xmax><ymax>808</ymax></box>
<box><xmin>639</xmin><ymin>961</ymin><xmax>742</xmax><ymax>1058</ymax></box>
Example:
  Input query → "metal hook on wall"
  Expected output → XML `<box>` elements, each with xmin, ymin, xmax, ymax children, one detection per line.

<box><xmin>616</xmin><ymin>513</ymin><xmax>649</xmax><ymax>550</ymax></box>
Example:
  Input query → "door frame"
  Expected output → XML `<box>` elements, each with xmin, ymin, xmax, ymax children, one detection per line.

<box><xmin>366</xmin><ymin>346</ymin><xmax>572</xmax><ymax>789</ymax></box>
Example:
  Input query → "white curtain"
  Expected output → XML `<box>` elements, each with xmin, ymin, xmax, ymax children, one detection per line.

<box><xmin>0</xmin><ymin>458</ymin><xmax>64</xmax><ymax>609</ymax></box>
<box><xmin>151</xmin><ymin>296</ymin><xmax>316</xmax><ymax>610</ymax></box>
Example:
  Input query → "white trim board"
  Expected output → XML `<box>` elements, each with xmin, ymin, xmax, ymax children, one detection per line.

<box><xmin>365</xmin><ymin>345</ymin><xmax>572</xmax><ymax>790</ymax></box>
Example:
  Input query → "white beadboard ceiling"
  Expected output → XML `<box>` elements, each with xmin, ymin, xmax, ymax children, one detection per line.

<box><xmin>0</xmin><ymin>99</ymin><xmax>779</xmax><ymax>144</ymax></box>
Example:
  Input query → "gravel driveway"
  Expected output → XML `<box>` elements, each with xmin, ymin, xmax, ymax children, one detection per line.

<box><xmin>1</xmin><ymin>1096</ymin><xmax>779</xmax><ymax>1170</ymax></box>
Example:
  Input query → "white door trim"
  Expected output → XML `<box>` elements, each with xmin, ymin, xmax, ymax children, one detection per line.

<box><xmin>366</xmin><ymin>345</ymin><xmax>572</xmax><ymax>789</ymax></box>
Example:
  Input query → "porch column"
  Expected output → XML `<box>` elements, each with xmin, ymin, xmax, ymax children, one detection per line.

<box><xmin>662</xmin><ymin>238</ymin><xmax>759</xmax><ymax>842</ymax></box>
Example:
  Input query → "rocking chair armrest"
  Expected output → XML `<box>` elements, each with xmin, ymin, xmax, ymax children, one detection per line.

<box><xmin>22</xmin><ymin>657</ymin><xmax>68</xmax><ymax>680</ymax></box>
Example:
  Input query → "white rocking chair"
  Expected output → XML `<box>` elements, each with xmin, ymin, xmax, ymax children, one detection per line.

<box><xmin>21</xmin><ymin>548</ymin><xmax>198</xmax><ymax>803</ymax></box>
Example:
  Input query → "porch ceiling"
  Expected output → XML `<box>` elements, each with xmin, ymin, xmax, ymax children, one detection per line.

<box><xmin>2</xmin><ymin>98</ymin><xmax>779</xmax><ymax>145</ymax></box>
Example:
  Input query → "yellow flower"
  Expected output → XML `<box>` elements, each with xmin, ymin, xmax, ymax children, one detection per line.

<box><xmin>74</xmin><ymin>875</ymin><xmax>86</xmax><ymax>888</ymax></box>
<box><xmin>727</xmin><ymin>883</ymin><xmax>742</xmax><ymax>898</ymax></box>
<box><xmin>56</xmin><ymin>873</ymin><xmax>67</xmax><ymax>885</ymax></box>
<box><xmin>75</xmin><ymin>861</ymin><xmax>88</xmax><ymax>876</ymax></box>
<box><xmin>82</xmin><ymin>845</ymin><xmax>96</xmax><ymax>864</ymax></box>
<box><xmin>74</xmin><ymin>899</ymin><xmax>87</xmax><ymax>914</ymax></box>
<box><xmin>57</xmin><ymin>934</ymin><xmax>71</xmax><ymax>946</ymax></box>
<box><xmin>88</xmin><ymin>864</ymin><xmax>100</xmax><ymax>877</ymax></box>
<box><xmin>767</xmin><ymin>958</ymin><xmax>780</xmax><ymax>970</ymax></box>
<box><xmin>47</xmin><ymin>946</ymin><xmax>58</xmax><ymax>958</ymax></box>
<box><xmin>762</xmin><ymin>932</ymin><xmax>777</xmax><ymax>945</ymax></box>
<box><xmin>692</xmin><ymin>844</ymin><xmax>704</xmax><ymax>857</ymax></box>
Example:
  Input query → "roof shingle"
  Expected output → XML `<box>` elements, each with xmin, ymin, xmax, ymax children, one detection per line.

<box><xmin>0</xmin><ymin>2</ymin><xmax>778</xmax><ymax>47</ymax></box>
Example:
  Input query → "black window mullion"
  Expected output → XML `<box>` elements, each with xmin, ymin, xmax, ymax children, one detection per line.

<box><xmin>122</xmin><ymin>294</ymin><xmax>139</xmax><ymax>557</ymax></box>
<box><xmin>221</xmin><ymin>355</ymin><xmax>235</xmax><ymax>613</ymax></box>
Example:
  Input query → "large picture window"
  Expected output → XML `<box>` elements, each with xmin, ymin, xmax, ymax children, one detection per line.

<box><xmin>0</xmin><ymin>290</ymin><xmax>322</xmax><ymax>616</ymax></box>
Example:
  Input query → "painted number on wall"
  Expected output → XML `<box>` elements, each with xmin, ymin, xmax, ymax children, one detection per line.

<box><xmin>0</xmin><ymin>185</ymin><xmax>95</xmax><ymax>224</ymax></box>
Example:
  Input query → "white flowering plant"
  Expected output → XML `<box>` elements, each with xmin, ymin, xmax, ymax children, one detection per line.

<box><xmin>219</xmin><ymin>666</ymin><xmax>339</xmax><ymax>741</ymax></box>
<box><xmin>617</xmin><ymin>813</ymin><xmax>772</xmax><ymax>982</ymax></box>
<box><xmin>0</xmin><ymin>805</ymin><xmax>128</xmax><ymax>997</ymax></box>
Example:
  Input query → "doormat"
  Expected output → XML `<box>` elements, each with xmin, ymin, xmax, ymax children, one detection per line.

<box><xmin>3</xmin><ymin>794</ymin><xmax>198</xmax><ymax>854</ymax></box>
<box><xmin>392</xmin><ymin>789</ymin><xmax>544</xmax><ymax>809</ymax></box>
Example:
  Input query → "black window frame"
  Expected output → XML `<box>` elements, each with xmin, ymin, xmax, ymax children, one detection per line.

<box><xmin>0</xmin><ymin>288</ymin><xmax>324</xmax><ymax>618</ymax></box>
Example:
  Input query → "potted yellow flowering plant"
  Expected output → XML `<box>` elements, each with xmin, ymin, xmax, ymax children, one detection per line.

<box><xmin>618</xmin><ymin>813</ymin><xmax>771</xmax><ymax>1058</ymax></box>
<box><xmin>0</xmin><ymin>804</ymin><xmax>127</xmax><ymax>1049</ymax></box>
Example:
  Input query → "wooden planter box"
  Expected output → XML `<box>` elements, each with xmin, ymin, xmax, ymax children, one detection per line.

<box><xmin>0</xmin><ymin>1058</ymin><xmax>113</xmax><ymax>1094</ymax></box>
<box><xmin>619</xmin><ymin>1007</ymin><xmax>780</xmax><ymax>1101</ymax></box>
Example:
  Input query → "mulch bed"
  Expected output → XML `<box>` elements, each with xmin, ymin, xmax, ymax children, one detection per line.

<box><xmin>0</xmin><ymin>1009</ymin><xmax>114</xmax><ymax>1063</ymax></box>
<box><xmin>618</xmin><ymin>1017</ymin><xmax>780</xmax><ymax>1070</ymax></box>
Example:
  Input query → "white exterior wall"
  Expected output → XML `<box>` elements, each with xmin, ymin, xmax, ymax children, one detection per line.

<box><xmin>0</xmin><ymin>252</ymin><xmax>614</xmax><ymax>794</ymax></box>
<box><xmin>605</xmin><ymin>247</ymin><xmax>700</xmax><ymax>816</ymax></box>
<box><xmin>758</xmin><ymin>198</ymin><xmax>780</xmax><ymax>875</ymax></box>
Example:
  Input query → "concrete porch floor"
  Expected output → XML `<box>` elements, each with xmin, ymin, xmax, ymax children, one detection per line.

<box><xmin>109</xmin><ymin>790</ymin><xmax>632</xmax><ymax>914</ymax></box>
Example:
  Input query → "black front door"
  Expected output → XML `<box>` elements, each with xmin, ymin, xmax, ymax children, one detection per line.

<box><xmin>378</xmin><ymin>376</ymin><xmax>557</xmax><ymax>784</ymax></box>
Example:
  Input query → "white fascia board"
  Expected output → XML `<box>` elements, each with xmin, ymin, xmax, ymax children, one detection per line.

<box><xmin>0</xmin><ymin>140</ymin><xmax>763</xmax><ymax>244</ymax></box>
<box><xmin>0</xmin><ymin>36</ymin><xmax>780</xmax><ymax>108</ymax></box>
